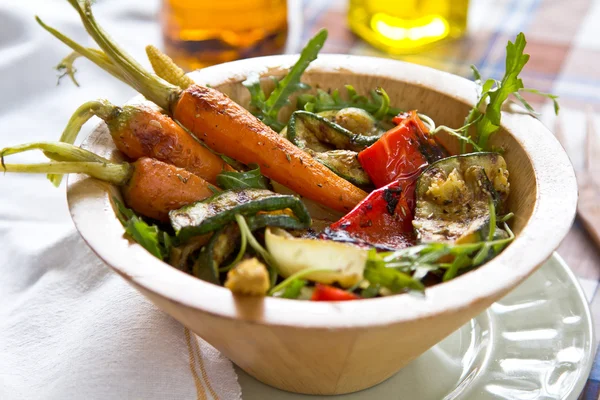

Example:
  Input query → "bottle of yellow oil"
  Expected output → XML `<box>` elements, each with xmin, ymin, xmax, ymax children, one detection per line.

<box><xmin>348</xmin><ymin>0</ymin><xmax>469</xmax><ymax>54</ymax></box>
<box><xmin>161</xmin><ymin>0</ymin><xmax>288</xmax><ymax>71</ymax></box>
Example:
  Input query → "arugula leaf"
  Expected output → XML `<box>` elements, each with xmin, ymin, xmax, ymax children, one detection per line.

<box><xmin>512</xmin><ymin>92</ymin><xmax>538</xmax><ymax>115</ymax></box>
<box><xmin>114</xmin><ymin>197</ymin><xmax>135</xmax><ymax>225</ymax></box>
<box><xmin>372</xmin><ymin>88</ymin><xmax>391</xmax><ymax>120</ymax></box>
<box><xmin>442</xmin><ymin>253</ymin><xmax>471</xmax><ymax>281</ymax></box>
<box><xmin>216</xmin><ymin>165</ymin><xmax>269</xmax><ymax>190</ymax></box>
<box><xmin>520</xmin><ymin>88</ymin><xmax>560</xmax><ymax>115</ymax></box>
<box><xmin>281</xmin><ymin>279</ymin><xmax>307</xmax><ymax>299</ymax></box>
<box><xmin>263</xmin><ymin>30</ymin><xmax>327</xmax><ymax>116</ymax></box>
<box><xmin>461</xmin><ymin>33</ymin><xmax>560</xmax><ymax>152</ymax></box>
<box><xmin>297</xmin><ymin>85</ymin><xmax>402</xmax><ymax>119</ymax></box>
<box><xmin>475</xmin><ymin>33</ymin><xmax>529</xmax><ymax>149</ymax></box>
<box><xmin>367</xmin><ymin>201</ymin><xmax>515</xmax><ymax>288</ymax></box>
<box><xmin>124</xmin><ymin>218</ymin><xmax>166</xmax><ymax>259</ymax></box>
<box><xmin>113</xmin><ymin>197</ymin><xmax>172</xmax><ymax>260</ymax></box>
<box><xmin>243</xmin><ymin>29</ymin><xmax>328</xmax><ymax>131</ymax></box>
<box><xmin>220</xmin><ymin>154</ymin><xmax>247</xmax><ymax>172</ymax></box>
<box><xmin>364</xmin><ymin>249</ymin><xmax>425</xmax><ymax>293</ymax></box>
<box><xmin>361</xmin><ymin>284</ymin><xmax>380</xmax><ymax>298</ymax></box>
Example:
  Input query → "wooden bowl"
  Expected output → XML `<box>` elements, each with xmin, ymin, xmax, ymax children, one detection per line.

<box><xmin>67</xmin><ymin>55</ymin><xmax>577</xmax><ymax>395</ymax></box>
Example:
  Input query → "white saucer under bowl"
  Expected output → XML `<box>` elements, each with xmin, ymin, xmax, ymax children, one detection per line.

<box><xmin>236</xmin><ymin>253</ymin><xmax>596</xmax><ymax>399</ymax></box>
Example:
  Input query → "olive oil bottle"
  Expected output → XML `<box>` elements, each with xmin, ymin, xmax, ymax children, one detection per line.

<box><xmin>348</xmin><ymin>0</ymin><xmax>469</xmax><ymax>54</ymax></box>
<box><xmin>161</xmin><ymin>0</ymin><xmax>288</xmax><ymax>71</ymax></box>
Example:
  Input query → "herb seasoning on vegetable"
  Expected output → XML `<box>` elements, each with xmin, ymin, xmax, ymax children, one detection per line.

<box><xmin>0</xmin><ymin>0</ymin><xmax>560</xmax><ymax>301</ymax></box>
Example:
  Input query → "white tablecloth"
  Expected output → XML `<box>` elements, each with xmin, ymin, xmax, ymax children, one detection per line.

<box><xmin>0</xmin><ymin>1</ymin><xmax>241</xmax><ymax>398</ymax></box>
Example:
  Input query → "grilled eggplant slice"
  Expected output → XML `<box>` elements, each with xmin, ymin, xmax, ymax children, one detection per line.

<box><xmin>413</xmin><ymin>153</ymin><xmax>510</xmax><ymax>243</ymax></box>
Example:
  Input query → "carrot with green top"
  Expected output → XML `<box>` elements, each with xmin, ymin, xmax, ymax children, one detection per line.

<box><xmin>37</xmin><ymin>1</ymin><xmax>368</xmax><ymax>213</ymax></box>
<box><xmin>49</xmin><ymin>98</ymin><xmax>233</xmax><ymax>186</ymax></box>
<box><xmin>1</xmin><ymin>142</ymin><xmax>215</xmax><ymax>221</ymax></box>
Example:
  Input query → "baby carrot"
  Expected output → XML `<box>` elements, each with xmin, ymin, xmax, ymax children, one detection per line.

<box><xmin>50</xmin><ymin>99</ymin><xmax>233</xmax><ymax>186</ymax></box>
<box><xmin>1</xmin><ymin>142</ymin><xmax>215</xmax><ymax>221</ymax></box>
<box><xmin>39</xmin><ymin>1</ymin><xmax>368</xmax><ymax>213</ymax></box>
<box><xmin>173</xmin><ymin>87</ymin><xmax>366</xmax><ymax>212</ymax></box>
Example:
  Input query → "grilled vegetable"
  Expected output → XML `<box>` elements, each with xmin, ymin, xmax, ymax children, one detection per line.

<box><xmin>287</xmin><ymin>110</ymin><xmax>379</xmax><ymax>152</ymax></box>
<box><xmin>192</xmin><ymin>210</ymin><xmax>315</xmax><ymax>283</ymax></box>
<box><xmin>413</xmin><ymin>153</ymin><xmax>510</xmax><ymax>244</ymax></box>
<box><xmin>312</xmin><ymin>150</ymin><xmax>371</xmax><ymax>186</ymax></box>
<box><xmin>42</xmin><ymin>6</ymin><xmax>367</xmax><ymax>213</ymax></box>
<box><xmin>168</xmin><ymin>235</ymin><xmax>211</xmax><ymax>271</ymax></box>
<box><xmin>170</xmin><ymin>189</ymin><xmax>311</xmax><ymax>241</ymax></box>
<box><xmin>265</xmin><ymin>227</ymin><xmax>368</xmax><ymax>288</ymax></box>
<box><xmin>358</xmin><ymin>111</ymin><xmax>447</xmax><ymax>188</ymax></box>
<box><xmin>322</xmin><ymin>107</ymin><xmax>377</xmax><ymax>135</ymax></box>
<box><xmin>282</xmin><ymin>111</ymin><xmax>374</xmax><ymax>185</ymax></box>
<box><xmin>224</xmin><ymin>258</ymin><xmax>270</xmax><ymax>296</ymax></box>
<box><xmin>326</xmin><ymin>177</ymin><xmax>417</xmax><ymax>250</ymax></box>
<box><xmin>323</xmin><ymin>113</ymin><xmax>447</xmax><ymax>249</ymax></box>
<box><xmin>0</xmin><ymin>142</ymin><xmax>215</xmax><ymax>221</ymax></box>
<box><xmin>318</xmin><ymin>107</ymin><xmax>391</xmax><ymax>136</ymax></box>
<box><xmin>51</xmin><ymin>99</ymin><xmax>233</xmax><ymax>186</ymax></box>
<box><xmin>311</xmin><ymin>284</ymin><xmax>359</xmax><ymax>301</ymax></box>
<box><xmin>193</xmin><ymin>224</ymin><xmax>240</xmax><ymax>284</ymax></box>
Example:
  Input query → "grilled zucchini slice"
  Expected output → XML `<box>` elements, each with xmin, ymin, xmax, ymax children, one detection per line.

<box><xmin>413</xmin><ymin>153</ymin><xmax>510</xmax><ymax>244</ymax></box>
<box><xmin>312</xmin><ymin>150</ymin><xmax>371</xmax><ymax>186</ymax></box>
<box><xmin>287</xmin><ymin>110</ymin><xmax>379</xmax><ymax>152</ymax></box>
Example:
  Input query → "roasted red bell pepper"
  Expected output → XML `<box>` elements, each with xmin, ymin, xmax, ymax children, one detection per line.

<box><xmin>325</xmin><ymin>111</ymin><xmax>447</xmax><ymax>250</ymax></box>
<box><xmin>326</xmin><ymin>175</ymin><xmax>418</xmax><ymax>249</ymax></box>
<box><xmin>358</xmin><ymin>111</ymin><xmax>447</xmax><ymax>188</ymax></box>
<box><xmin>311</xmin><ymin>284</ymin><xmax>360</xmax><ymax>301</ymax></box>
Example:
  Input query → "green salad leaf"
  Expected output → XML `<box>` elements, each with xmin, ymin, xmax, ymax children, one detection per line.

<box><xmin>281</xmin><ymin>279</ymin><xmax>307</xmax><ymax>299</ymax></box>
<box><xmin>297</xmin><ymin>85</ymin><xmax>401</xmax><ymax>119</ymax></box>
<box><xmin>474</xmin><ymin>33</ymin><xmax>529</xmax><ymax>149</ymax></box>
<box><xmin>461</xmin><ymin>33</ymin><xmax>560</xmax><ymax>152</ymax></box>
<box><xmin>216</xmin><ymin>165</ymin><xmax>270</xmax><ymax>190</ymax></box>
<box><xmin>370</xmin><ymin>202</ymin><xmax>515</xmax><ymax>286</ymax></box>
<box><xmin>243</xmin><ymin>29</ymin><xmax>328</xmax><ymax>131</ymax></box>
<box><xmin>365</xmin><ymin>249</ymin><xmax>425</xmax><ymax>293</ymax></box>
<box><xmin>114</xmin><ymin>198</ymin><xmax>172</xmax><ymax>260</ymax></box>
<box><xmin>360</xmin><ymin>284</ymin><xmax>380</xmax><ymax>298</ymax></box>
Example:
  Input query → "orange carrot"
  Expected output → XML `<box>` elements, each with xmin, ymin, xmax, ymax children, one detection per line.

<box><xmin>174</xmin><ymin>86</ymin><xmax>367</xmax><ymax>212</ymax></box>
<box><xmin>1</xmin><ymin>142</ymin><xmax>215</xmax><ymax>221</ymax></box>
<box><xmin>121</xmin><ymin>157</ymin><xmax>215</xmax><ymax>221</ymax></box>
<box><xmin>50</xmin><ymin>99</ymin><xmax>233</xmax><ymax>186</ymax></box>
<box><xmin>39</xmin><ymin>2</ymin><xmax>368</xmax><ymax>213</ymax></box>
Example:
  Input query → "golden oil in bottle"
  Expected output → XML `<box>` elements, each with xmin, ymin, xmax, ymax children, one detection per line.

<box><xmin>161</xmin><ymin>0</ymin><xmax>288</xmax><ymax>71</ymax></box>
<box><xmin>348</xmin><ymin>0</ymin><xmax>469</xmax><ymax>54</ymax></box>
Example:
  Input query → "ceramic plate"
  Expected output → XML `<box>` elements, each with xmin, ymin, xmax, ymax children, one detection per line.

<box><xmin>235</xmin><ymin>253</ymin><xmax>596</xmax><ymax>399</ymax></box>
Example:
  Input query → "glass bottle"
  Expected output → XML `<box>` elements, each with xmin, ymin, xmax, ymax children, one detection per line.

<box><xmin>348</xmin><ymin>0</ymin><xmax>469</xmax><ymax>54</ymax></box>
<box><xmin>161</xmin><ymin>0</ymin><xmax>288</xmax><ymax>71</ymax></box>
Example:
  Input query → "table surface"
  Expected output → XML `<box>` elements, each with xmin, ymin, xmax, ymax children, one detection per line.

<box><xmin>295</xmin><ymin>0</ymin><xmax>600</xmax><ymax>398</ymax></box>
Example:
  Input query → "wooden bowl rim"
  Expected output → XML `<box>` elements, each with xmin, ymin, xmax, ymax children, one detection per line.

<box><xmin>67</xmin><ymin>54</ymin><xmax>577</xmax><ymax>329</ymax></box>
